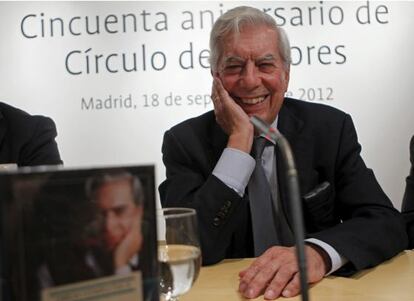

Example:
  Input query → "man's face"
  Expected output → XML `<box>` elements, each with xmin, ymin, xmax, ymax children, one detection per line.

<box><xmin>216</xmin><ymin>25</ymin><xmax>290</xmax><ymax>125</ymax></box>
<box><xmin>95</xmin><ymin>179</ymin><xmax>141</xmax><ymax>251</ymax></box>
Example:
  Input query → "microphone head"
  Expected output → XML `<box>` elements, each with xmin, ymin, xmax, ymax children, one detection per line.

<box><xmin>250</xmin><ymin>116</ymin><xmax>280</xmax><ymax>142</ymax></box>
<box><xmin>250</xmin><ymin>115</ymin><xmax>268</xmax><ymax>133</ymax></box>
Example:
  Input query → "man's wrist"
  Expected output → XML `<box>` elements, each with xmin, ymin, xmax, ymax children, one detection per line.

<box><xmin>306</xmin><ymin>242</ymin><xmax>332</xmax><ymax>274</ymax></box>
<box><xmin>227</xmin><ymin>132</ymin><xmax>254</xmax><ymax>154</ymax></box>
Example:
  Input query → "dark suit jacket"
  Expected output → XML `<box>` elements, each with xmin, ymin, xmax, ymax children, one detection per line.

<box><xmin>0</xmin><ymin>102</ymin><xmax>62</xmax><ymax>166</ymax></box>
<box><xmin>159</xmin><ymin>98</ymin><xmax>407</xmax><ymax>275</ymax></box>
<box><xmin>402</xmin><ymin>135</ymin><xmax>414</xmax><ymax>248</ymax></box>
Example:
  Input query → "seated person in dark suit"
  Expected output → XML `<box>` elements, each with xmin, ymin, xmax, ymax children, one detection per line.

<box><xmin>402</xmin><ymin>135</ymin><xmax>414</xmax><ymax>248</ymax></box>
<box><xmin>0</xmin><ymin>101</ymin><xmax>62</xmax><ymax>166</ymax></box>
<box><xmin>159</xmin><ymin>6</ymin><xmax>407</xmax><ymax>300</ymax></box>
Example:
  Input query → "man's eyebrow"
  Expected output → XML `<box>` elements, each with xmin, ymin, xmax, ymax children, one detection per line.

<box><xmin>222</xmin><ymin>54</ymin><xmax>276</xmax><ymax>64</ymax></box>
<box><xmin>223</xmin><ymin>56</ymin><xmax>245</xmax><ymax>64</ymax></box>
<box><xmin>256</xmin><ymin>54</ymin><xmax>276</xmax><ymax>62</ymax></box>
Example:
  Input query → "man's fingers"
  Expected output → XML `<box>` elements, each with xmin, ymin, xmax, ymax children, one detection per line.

<box><xmin>242</xmin><ymin>260</ymin><xmax>282</xmax><ymax>299</ymax></box>
<box><xmin>281</xmin><ymin>272</ymin><xmax>301</xmax><ymax>298</ymax></box>
<box><xmin>238</xmin><ymin>268</ymin><xmax>248</xmax><ymax>278</ymax></box>
<box><xmin>211</xmin><ymin>75</ymin><xmax>252</xmax><ymax>142</ymax></box>
<box><xmin>239</xmin><ymin>246</ymin><xmax>325</xmax><ymax>300</ymax></box>
<box><xmin>239</xmin><ymin>252</ymin><xmax>286</xmax><ymax>299</ymax></box>
<box><xmin>214</xmin><ymin>77</ymin><xmax>231</xmax><ymax>102</ymax></box>
<box><xmin>211</xmin><ymin>81</ymin><xmax>220</xmax><ymax>108</ymax></box>
<box><xmin>262</xmin><ymin>264</ymin><xmax>297</xmax><ymax>300</ymax></box>
<box><xmin>239</xmin><ymin>262</ymin><xmax>261</xmax><ymax>286</ymax></box>
<box><xmin>238</xmin><ymin>247</ymin><xmax>281</xmax><ymax>294</ymax></box>
<box><xmin>238</xmin><ymin>260</ymin><xmax>264</xmax><ymax>297</ymax></box>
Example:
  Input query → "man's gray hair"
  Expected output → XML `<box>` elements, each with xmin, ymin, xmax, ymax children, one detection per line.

<box><xmin>209</xmin><ymin>6</ymin><xmax>291</xmax><ymax>72</ymax></box>
<box><xmin>86</xmin><ymin>170</ymin><xmax>144</xmax><ymax>206</ymax></box>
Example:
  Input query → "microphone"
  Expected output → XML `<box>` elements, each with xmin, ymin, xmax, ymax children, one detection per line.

<box><xmin>250</xmin><ymin>115</ymin><xmax>309</xmax><ymax>301</ymax></box>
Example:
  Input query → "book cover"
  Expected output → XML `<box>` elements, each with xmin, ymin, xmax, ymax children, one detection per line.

<box><xmin>0</xmin><ymin>165</ymin><xmax>159</xmax><ymax>301</ymax></box>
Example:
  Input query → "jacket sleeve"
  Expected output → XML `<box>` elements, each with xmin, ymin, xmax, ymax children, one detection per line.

<box><xmin>158</xmin><ymin>129</ymin><xmax>251</xmax><ymax>265</ymax></box>
<box><xmin>19</xmin><ymin>116</ymin><xmax>63</xmax><ymax>166</ymax></box>
<box><xmin>310</xmin><ymin>114</ymin><xmax>408</xmax><ymax>275</ymax></box>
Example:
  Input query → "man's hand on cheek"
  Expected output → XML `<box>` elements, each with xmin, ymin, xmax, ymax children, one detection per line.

<box><xmin>238</xmin><ymin>245</ymin><xmax>327</xmax><ymax>299</ymax></box>
<box><xmin>113</xmin><ymin>217</ymin><xmax>142</xmax><ymax>269</ymax></box>
<box><xmin>211</xmin><ymin>76</ymin><xmax>254</xmax><ymax>153</ymax></box>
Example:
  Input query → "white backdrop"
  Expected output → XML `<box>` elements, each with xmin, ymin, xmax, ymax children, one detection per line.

<box><xmin>0</xmin><ymin>1</ymin><xmax>413</xmax><ymax>209</ymax></box>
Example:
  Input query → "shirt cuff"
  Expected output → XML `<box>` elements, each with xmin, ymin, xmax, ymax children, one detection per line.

<box><xmin>305</xmin><ymin>238</ymin><xmax>348</xmax><ymax>275</ymax></box>
<box><xmin>115</xmin><ymin>264</ymin><xmax>132</xmax><ymax>275</ymax></box>
<box><xmin>213</xmin><ymin>147</ymin><xmax>255</xmax><ymax>197</ymax></box>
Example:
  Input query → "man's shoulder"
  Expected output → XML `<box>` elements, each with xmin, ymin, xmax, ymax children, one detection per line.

<box><xmin>284</xmin><ymin>98</ymin><xmax>347</xmax><ymax>117</ymax></box>
<box><xmin>167</xmin><ymin>110</ymin><xmax>216</xmax><ymax>135</ymax></box>
<box><xmin>163</xmin><ymin>110</ymin><xmax>222</xmax><ymax>151</ymax></box>
<box><xmin>0</xmin><ymin>102</ymin><xmax>55</xmax><ymax>132</ymax></box>
<box><xmin>0</xmin><ymin>102</ymin><xmax>31</xmax><ymax>121</ymax></box>
<box><xmin>282</xmin><ymin>98</ymin><xmax>348</xmax><ymax>124</ymax></box>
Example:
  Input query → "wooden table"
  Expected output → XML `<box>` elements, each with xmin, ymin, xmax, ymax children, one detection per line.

<box><xmin>182</xmin><ymin>250</ymin><xmax>414</xmax><ymax>301</ymax></box>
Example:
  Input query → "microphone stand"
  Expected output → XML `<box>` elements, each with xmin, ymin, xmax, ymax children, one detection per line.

<box><xmin>250</xmin><ymin>115</ymin><xmax>309</xmax><ymax>301</ymax></box>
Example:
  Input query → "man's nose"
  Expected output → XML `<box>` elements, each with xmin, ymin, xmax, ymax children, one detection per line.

<box><xmin>240</xmin><ymin>62</ymin><xmax>260</xmax><ymax>89</ymax></box>
<box><xmin>105</xmin><ymin>213</ymin><xmax>117</xmax><ymax>232</ymax></box>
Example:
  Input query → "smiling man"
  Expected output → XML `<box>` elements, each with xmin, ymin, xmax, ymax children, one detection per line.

<box><xmin>159</xmin><ymin>6</ymin><xmax>407</xmax><ymax>300</ymax></box>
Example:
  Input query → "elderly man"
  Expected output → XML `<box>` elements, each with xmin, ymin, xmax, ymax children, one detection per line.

<box><xmin>159</xmin><ymin>6</ymin><xmax>407</xmax><ymax>299</ymax></box>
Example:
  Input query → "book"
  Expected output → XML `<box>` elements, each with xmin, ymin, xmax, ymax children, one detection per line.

<box><xmin>0</xmin><ymin>165</ymin><xmax>159</xmax><ymax>301</ymax></box>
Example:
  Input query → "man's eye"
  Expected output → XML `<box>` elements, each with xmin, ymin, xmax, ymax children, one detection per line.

<box><xmin>223</xmin><ymin>65</ymin><xmax>242</xmax><ymax>74</ymax></box>
<box><xmin>226</xmin><ymin>65</ymin><xmax>242</xmax><ymax>70</ymax></box>
<box><xmin>259</xmin><ymin>63</ymin><xmax>276</xmax><ymax>71</ymax></box>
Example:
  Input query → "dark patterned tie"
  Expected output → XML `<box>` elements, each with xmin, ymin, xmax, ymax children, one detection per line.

<box><xmin>248</xmin><ymin>137</ymin><xmax>280</xmax><ymax>256</ymax></box>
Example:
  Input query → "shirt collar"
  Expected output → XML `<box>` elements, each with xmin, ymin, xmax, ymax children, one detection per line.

<box><xmin>259</xmin><ymin>116</ymin><xmax>278</xmax><ymax>145</ymax></box>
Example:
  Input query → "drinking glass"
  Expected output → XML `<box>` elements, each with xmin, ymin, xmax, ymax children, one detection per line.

<box><xmin>157</xmin><ymin>208</ymin><xmax>201</xmax><ymax>301</ymax></box>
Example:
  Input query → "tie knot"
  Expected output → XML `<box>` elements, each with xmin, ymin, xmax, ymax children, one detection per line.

<box><xmin>252</xmin><ymin>137</ymin><xmax>267</xmax><ymax>160</ymax></box>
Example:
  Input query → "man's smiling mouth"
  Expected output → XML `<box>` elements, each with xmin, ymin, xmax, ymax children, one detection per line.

<box><xmin>234</xmin><ymin>95</ymin><xmax>268</xmax><ymax>105</ymax></box>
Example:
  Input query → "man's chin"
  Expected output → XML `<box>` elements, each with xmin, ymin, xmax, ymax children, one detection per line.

<box><xmin>240</xmin><ymin>104</ymin><xmax>270</xmax><ymax>122</ymax></box>
<box><xmin>246</xmin><ymin>112</ymin><xmax>272</xmax><ymax>124</ymax></box>
<box><xmin>104</xmin><ymin>239</ymin><xmax>119</xmax><ymax>252</ymax></box>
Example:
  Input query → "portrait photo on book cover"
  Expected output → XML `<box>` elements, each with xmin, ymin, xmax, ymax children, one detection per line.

<box><xmin>0</xmin><ymin>166</ymin><xmax>158</xmax><ymax>301</ymax></box>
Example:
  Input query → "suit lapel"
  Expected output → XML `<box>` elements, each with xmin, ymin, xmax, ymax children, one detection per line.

<box><xmin>276</xmin><ymin>101</ymin><xmax>309</xmax><ymax>229</ymax></box>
